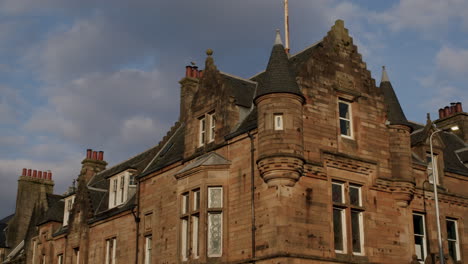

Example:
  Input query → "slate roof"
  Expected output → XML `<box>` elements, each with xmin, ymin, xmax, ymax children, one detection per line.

<box><xmin>37</xmin><ymin>194</ymin><xmax>64</xmax><ymax>225</ymax></box>
<box><xmin>226</xmin><ymin>107</ymin><xmax>257</xmax><ymax>140</ymax></box>
<box><xmin>440</xmin><ymin>132</ymin><xmax>468</xmax><ymax>176</ymax></box>
<box><xmin>0</xmin><ymin>214</ymin><xmax>14</xmax><ymax>248</ymax></box>
<box><xmin>254</xmin><ymin>33</ymin><xmax>303</xmax><ymax>100</ymax></box>
<box><xmin>220</xmin><ymin>72</ymin><xmax>256</xmax><ymax>108</ymax></box>
<box><xmin>176</xmin><ymin>152</ymin><xmax>230</xmax><ymax>175</ymax></box>
<box><xmin>379</xmin><ymin>68</ymin><xmax>412</xmax><ymax>128</ymax></box>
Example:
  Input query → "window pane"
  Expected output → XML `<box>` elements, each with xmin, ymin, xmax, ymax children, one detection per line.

<box><xmin>340</xmin><ymin>119</ymin><xmax>350</xmax><ymax>136</ymax></box>
<box><xmin>181</xmin><ymin>219</ymin><xmax>188</xmax><ymax>260</ymax></box>
<box><xmin>208</xmin><ymin>213</ymin><xmax>222</xmax><ymax>257</ymax></box>
<box><xmin>339</xmin><ymin>102</ymin><xmax>349</xmax><ymax>119</ymax></box>
<box><xmin>332</xmin><ymin>183</ymin><xmax>343</xmax><ymax>203</ymax></box>
<box><xmin>333</xmin><ymin>208</ymin><xmax>344</xmax><ymax>252</ymax></box>
<box><xmin>182</xmin><ymin>194</ymin><xmax>189</xmax><ymax>214</ymax></box>
<box><xmin>448</xmin><ymin>241</ymin><xmax>456</xmax><ymax>262</ymax></box>
<box><xmin>193</xmin><ymin>190</ymin><xmax>200</xmax><ymax>211</ymax></box>
<box><xmin>351</xmin><ymin>211</ymin><xmax>362</xmax><ymax>253</ymax></box>
<box><xmin>208</xmin><ymin>187</ymin><xmax>223</xmax><ymax>208</ymax></box>
<box><xmin>192</xmin><ymin>216</ymin><xmax>199</xmax><ymax>258</ymax></box>
<box><xmin>349</xmin><ymin>186</ymin><xmax>360</xmax><ymax>206</ymax></box>
<box><xmin>446</xmin><ymin>220</ymin><xmax>456</xmax><ymax>240</ymax></box>
<box><xmin>413</xmin><ymin>214</ymin><xmax>424</xmax><ymax>235</ymax></box>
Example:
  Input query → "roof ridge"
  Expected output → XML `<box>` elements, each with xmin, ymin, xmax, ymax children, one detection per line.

<box><xmin>220</xmin><ymin>71</ymin><xmax>258</xmax><ymax>84</ymax></box>
<box><xmin>88</xmin><ymin>121</ymin><xmax>182</xmax><ymax>182</ymax></box>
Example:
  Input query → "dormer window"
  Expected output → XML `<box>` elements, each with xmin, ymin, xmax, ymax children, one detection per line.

<box><xmin>209</xmin><ymin>112</ymin><xmax>216</xmax><ymax>142</ymax></box>
<box><xmin>274</xmin><ymin>114</ymin><xmax>284</xmax><ymax>130</ymax></box>
<box><xmin>63</xmin><ymin>195</ymin><xmax>75</xmax><ymax>226</ymax></box>
<box><xmin>199</xmin><ymin>116</ymin><xmax>206</xmax><ymax>147</ymax></box>
<box><xmin>109</xmin><ymin>170</ymin><xmax>136</xmax><ymax>209</ymax></box>
<box><xmin>426</xmin><ymin>152</ymin><xmax>439</xmax><ymax>184</ymax></box>
<box><xmin>339</xmin><ymin>100</ymin><xmax>353</xmax><ymax>138</ymax></box>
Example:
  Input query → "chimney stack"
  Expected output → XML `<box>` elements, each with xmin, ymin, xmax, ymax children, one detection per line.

<box><xmin>81</xmin><ymin>148</ymin><xmax>107</xmax><ymax>182</ymax></box>
<box><xmin>439</xmin><ymin>102</ymin><xmax>464</xmax><ymax>119</ymax></box>
<box><xmin>184</xmin><ymin>65</ymin><xmax>203</xmax><ymax>79</ymax></box>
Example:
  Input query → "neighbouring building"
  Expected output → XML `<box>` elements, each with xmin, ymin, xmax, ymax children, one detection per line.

<box><xmin>1</xmin><ymin>20</ymin><xmax>467</xmax><ymax>264</ymax></box>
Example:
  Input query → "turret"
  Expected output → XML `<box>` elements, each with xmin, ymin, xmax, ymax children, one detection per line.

<box><xmin>255</xmin><ymin>30</ymin><xmax>305</xmax><ymax>187</ymax></box>
<box><xmin>380</xmin><ymin>66</ymin><xmax>414</xmax><ymax>207</ymax></box>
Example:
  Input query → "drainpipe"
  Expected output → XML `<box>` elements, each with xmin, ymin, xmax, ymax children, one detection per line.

<box><xmin>132</xmin><ymin>180</ymin><xmax>141</xmax><ymax>264</ymax></box>
<box><xmin>247</xmin><ymin>132</ymin><xmax>256</xmax><ymax>262</ymax></box>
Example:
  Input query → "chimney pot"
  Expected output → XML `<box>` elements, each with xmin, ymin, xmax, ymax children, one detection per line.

<box><xmin>22</xmin><ymin>168</ymin><xmax>27</xmax><ymax>176</ymax></box>
<box><xmin>92</xmin><ymin>151</ymin><xmax>97</xmax><ymax>160</ymax></box>
<box><xmin>185</xmin><ymin>66</ymin><xmax>191</xmax><ymax>78</ymax></box>
<box><xmin>199</xmin><ymin>70</ymin><xmax>203</xmax><ymax>78</ymax></box>
<box><xmin>456</xmin><ymin>102</ymin><xmax>463</xmax><ymax>113</ymax></box>
<box><xmin>27</xmin><ymin>169</ymin><xmax>32</xmax><ymax>177</ymax></box>
<box><xmin>38</xmin><ymin>171</ymin><xmax>42</xmax><ymax>179</ymax></box>
<box><xmin>193</xmin><ymin>66</ymin><xmax>199</xmax><ymax>78</ymax></box>
<box><xmin>33</xmin><ymin>170</ymin><xmax>37</xmax><ymax>178</ymax></box>
<box><xmin>438</xmin><ymin>108</ymin><xmax>445</xmax><ymax>119</ymax></box>
<box><xmin>444</xmin><ymin>106</ymin><xmax>450</xmax><ymax>117</ymax></box>
<box><xmin>450</xmin><ymin>103</ymin><xmax>456</xmax><ymax>115</ymax></box>
<box><xmin>86</xmin><ymin>149</ymin><xmax>92</xmax><ymax>159</ymax></box>
<box><xmin>47</xmin><ymin>171</ymin><xmax>52</xmax><ymax>180</ymax></box>
<box><xmin>98</xmin><ymin>151</ymin><xmax>104</xmax><ymax>161</ymax></box>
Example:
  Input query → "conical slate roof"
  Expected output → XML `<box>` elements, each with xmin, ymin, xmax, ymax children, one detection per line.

<box><xmin>379</xmin><ymin>66</ymin><xmax>410</xmax><ymax>127</ymax></box>
<box><xmin>255</xmin><ymin>31</ymin><xmax>303</xmax><ymax>100</ymax></box>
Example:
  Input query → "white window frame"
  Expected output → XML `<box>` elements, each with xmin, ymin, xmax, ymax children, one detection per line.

<box><xmin>109</xmin><ymin>171</ymin><xmax>133</xmax><ymax>208</ymax></box>
<box><xmin>413</xmin><ymin>213</ymin><xmax>427</xmax><ymax>263</ymax></box>
<box><xmin>199</xmin><ymin>117</ymin><xmax>206</xmax><ymax>147</ymax></box>
<box><xmin>63</xmin><ymin>195</ymin><xmax>75</xmax><ymax>226</ymax></box>
<box><xmin>73</xmin><ymin>248</ymin><xmax>80</xmax><ymax>264</ymax></box>
<box><xmin>332</xmin><ymin>182</ymin><xmax>345</xmax><ymax>204</ymax></box>
<box><xmin>446</xmin><ymin>218</ymin><xmax>461</xmax><ymax>262</ymax></box>
<box><xmin>57</xmin><ymin>254</ymin><xmax>63</xmax><ymax>264</ymax></box>
<box><xmin>274</xmin><ymin>114</ymin><xmax>284</xmax><ymax>130</ymax></box>
<box><xmin>105</xmin><ymin>237</ymin><xmax>117</xmax><ymax>264</ymax></box>
<box><xmin>209</xmin><ymin>113</ymin><xmax>216</xmax><ymax>142</ymax></box>
<box><xmin>349</xmin><ymin>184</ymin><xmax>362</xmax><ymax>207</ymax></box>
<box><xmin>144</xmin><ymin>236</ymin><xmax>152</xmax><ymax>264</ymax></box>
<box><xmin>333</xmin><ymin>207</ymin><xmax>347</xmax><ymax>254</ymax></box>
<box><xmin>338</xmin><ymin>100</ymin><xmax>353</xmax><ymax>138</ymax></box>
<box><xmin>207</xmin><ymin>187</ymin><xmax>223</xmax><ymax>257</ymax></box>
<box><xmin>351</xmin><ymin>210</ymin><xmax>364</xmax><ymax>255</ymax></box>
<box><xmin>426</xmin><ymin>153</ymin><xmax>439</xmax><ymax>185</ymax></box>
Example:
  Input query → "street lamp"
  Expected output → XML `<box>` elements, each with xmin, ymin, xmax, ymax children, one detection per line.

<box><xmin>428</xmin><ymin>124</ymin><xmax>459</xmax><ymax>264</ymax></box>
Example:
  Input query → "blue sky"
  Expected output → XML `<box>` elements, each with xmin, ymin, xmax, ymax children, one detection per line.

<box><xmin>0</xmin><ymin>0</ymin><xmax>467</xmax><ymax>217</ymax></box>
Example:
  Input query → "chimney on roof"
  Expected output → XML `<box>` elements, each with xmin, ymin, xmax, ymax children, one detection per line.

<box><xmin>81</xmin><ymin>148</ymin><xmax>107</xmax><ymax>183</ymax></box>
<box><xmin>435</xmin><ymin>102</ymin><xmax>467</xmax><ymax>143</ymax></box>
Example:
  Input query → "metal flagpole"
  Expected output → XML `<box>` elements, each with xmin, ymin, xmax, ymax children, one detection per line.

<box><xmin>284</xmin><ymin>0</ymin><xmax>290</xmax><ymax>53</ymax></box>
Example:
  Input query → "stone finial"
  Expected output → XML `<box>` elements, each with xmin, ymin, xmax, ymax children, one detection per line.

<box><xmin>204</xmin><ymin>49</ymin><xmax>218</xmax><ymax>73</ymax></box>
<box><xmin>381</xmin><ymin>66</ymin><xmax>390</xmax><ymax>83</ymax></box>
<box><xmin>206</xmin><ymin>49</ymin><xmax>213</xmax><ymax>56</ymax></box>
<box><xmin>274</xmin><ymin>29</ymin><xmax>283</xmax><ymax>45</ymax></box>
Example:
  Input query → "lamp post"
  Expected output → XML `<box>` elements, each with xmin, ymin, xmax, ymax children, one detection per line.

<box><xmin>428</xmin><ymin>124</ymin><xmax>459</xmax><ymax>264</ymax></box>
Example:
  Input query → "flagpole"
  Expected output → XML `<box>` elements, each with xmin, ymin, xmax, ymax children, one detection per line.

<box><xmin>284</xmin><ymin>0</ymin><xmax>290</xmax><ymax>53</ymax></box>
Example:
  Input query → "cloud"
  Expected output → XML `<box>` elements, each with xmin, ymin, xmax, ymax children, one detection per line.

<box><xmin>436</xmin><ymin>46</ymin><xmax>468</xmax><ymax>77</ymax></box>
<box><xmin>375</xmin><ymin>0</ymin><xmax>468</xmax><ymax>33</ymax></box>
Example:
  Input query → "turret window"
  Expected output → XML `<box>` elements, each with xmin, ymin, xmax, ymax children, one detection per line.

<box><xmin>339</xmin><ymin>100</ymin><xmax>352</xmax><ymax>138</ymax></box>
<box><xmin>274</xmin><ymin>114</ymin><xmax>283</xmax><ymax>130</ymax></box>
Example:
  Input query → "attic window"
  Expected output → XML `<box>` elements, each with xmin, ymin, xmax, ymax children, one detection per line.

<box><xmin>209</xmin><ymin>112</ymin><xmax>216</xmax><ymax>142</ymax></box>
<box><xmin>63</xmin><ymin>195</ymin><xmax>75</xmax><ymax>226</ymax></box>
<box><xmin>426</xmin><ymin>153</ymin><xmax>439</xmax><ymax>185</ymax></box>
<box><xmin>109</xmin><ymin>171</ymin><xmax>135</xmax><ymax>209</ymax></box>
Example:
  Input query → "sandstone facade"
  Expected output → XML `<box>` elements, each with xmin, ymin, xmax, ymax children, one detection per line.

<box><xmin>1</xmin><ymin>20</ymin><xmax>467</xmax><ymax>264</ymax></box>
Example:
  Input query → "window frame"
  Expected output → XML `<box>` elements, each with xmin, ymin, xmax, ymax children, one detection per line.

<box><xmin>57</xmin><ymin>254</ymin><xmax>63</xmax><ymax>264</ymax></box>
<box><xmin>144</xmin><ymin>235</ymin><xmax>152</xmax><ymax>264</ymax></box>
<box><xmin>105</xmin><ymin>237</ymin><xmax>117</xmax><ymax>264</ymax></box>
<box><xmin>274</xmin><ymin>114</ymin><xmax>284</xmax><ymax>131</ymax></box>
<box><xmin>426</xmin><ymin>152</ymin><xmax>439</xmax><ymax>185</ymax></box>
<box><xmin>446</xmin><ymin>218</ymin><xmax>461</xmax><ymax>262</ymax></box>
<box><xmin>412</xmin><ymin>213</ymin><xmax>427</xmax><ymax>263</ymax></box>
<box><xmin>63</xmin><ymin>195</ymin><xmax>75</xmax><ymax>226</ymax></box>
<box><xmin>199</xmin><ymin>116</ymin><xmax>206</xmax><ymax>147</ymax></box>
<box><xmin>331</xmin><ymin>181</ymin><xmax>364</xmax><ymax>255</ymax></box>
<box><xmin>338</xmin><ymin>99</ymin><xmax>353</xmax><ymax>139</ymax></box>
<box><xmin>208</xmin><ymin>112</ymin><xmax>216</xmax><ymax>142</ymax></box>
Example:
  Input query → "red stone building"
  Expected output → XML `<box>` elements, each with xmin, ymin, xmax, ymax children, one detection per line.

<box><xmin>1</xmin><ymin>20</ymin><xmax>467</xmax><ymax>264</ymax></box>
